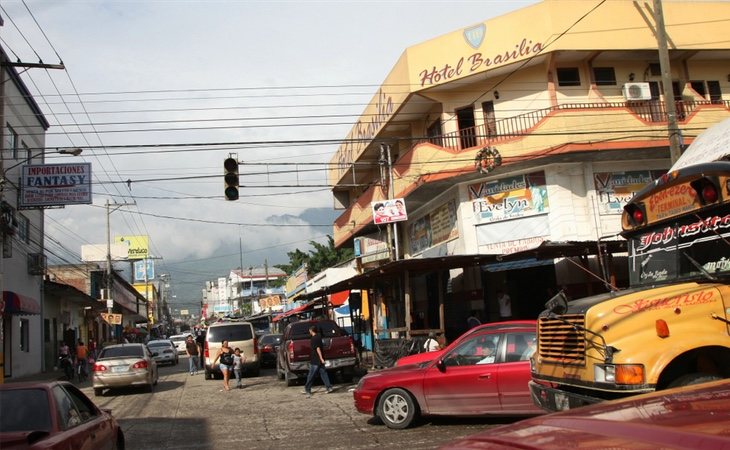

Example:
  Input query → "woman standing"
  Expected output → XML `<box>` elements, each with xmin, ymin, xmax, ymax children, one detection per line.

<box><xmin>212</xmin><ymin>340</ymin><xmax>234</xmax><ymax>391</ymax></box>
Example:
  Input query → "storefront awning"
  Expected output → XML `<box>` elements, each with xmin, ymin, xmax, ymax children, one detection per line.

<box><xmin>271</xmin><ymin>299</ymin><xmax>324</xmax><ymax>322</ymax></box>
<box><xmin>2</xmin><ymin>291</ymin><xmax>41</xmax><ymax>315</ymax></box>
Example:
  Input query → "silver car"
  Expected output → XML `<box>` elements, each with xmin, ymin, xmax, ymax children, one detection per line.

<box><xmin>147</xmin><ymin>339</ymin><xmax>179</xmax><ymax>366</ymax></box>
<box><xmin>92</xmin><ymin>343</ymin><xmax>158</xmax><ymax>397</ymax></box>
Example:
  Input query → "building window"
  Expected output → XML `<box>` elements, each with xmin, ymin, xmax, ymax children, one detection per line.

<box><xmin>18</xmin><ymin>214</ymin><xmax>30</xmax><ymax>244</ymax></box>
<box><xmin>20</xmin><ymin>318</ymin><xmax>30</xmax><ymax>352</ymax></box>
<box><xmin>426</xmin><ymin>119</ymin><xmax>443</xmax><ymax>147</ymax></box>
<box><xmin>557</xmin><ymin>67</ymin><xmax>581</xmax><ymax>86</ymax></box>
<box><xmin>708</xmin><ymin>80</ymin><xmax>722</xmax><ymax>103</ymax></box>
<box><xmin>2</xmin><ymin>234</ymin><xmax>11</xmax><ymax>258</ymax></box>
<box><xmin>593</xmin><ymin>67</ymin><xmax>616</xmax><ymax>86</ymax></box>
<box><xmin>5</xmin><ymin>123</ymin><xmax>19</xmax><ymax>159</ymax></box>
<box><xmin>23</xmin><ymin>142</ymin><xmax>32</xmax><ymax>164</ymax></box>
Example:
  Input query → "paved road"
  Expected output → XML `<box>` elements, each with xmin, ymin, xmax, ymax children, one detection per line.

<box><xmin>74</xmin><ymin>356</ymin><xmax>518</xmax><ymax>450</ymax></box>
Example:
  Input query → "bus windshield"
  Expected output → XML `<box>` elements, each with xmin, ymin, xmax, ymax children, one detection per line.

<box><xmin>628</xmin><ymin>208</ymin><xmax>730</xmax><ymax>286</ymax></box>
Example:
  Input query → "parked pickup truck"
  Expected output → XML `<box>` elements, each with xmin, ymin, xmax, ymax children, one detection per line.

<box><xmin>276</xmin><ymin>319</ymin><xmax>358</xmax><ymax>386</ymax></box>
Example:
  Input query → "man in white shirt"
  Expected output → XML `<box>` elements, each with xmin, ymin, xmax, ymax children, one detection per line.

<box><xmin>497</xmin><ymin>289</ymin><xmax>512</xmax><ymax>320</ymax></box>
<box><xmin>423</xmin><ymin>332</ymin><xmax>440</xmax><ymax>352</ymax></box>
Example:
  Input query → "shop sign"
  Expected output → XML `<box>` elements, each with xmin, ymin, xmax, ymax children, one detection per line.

<box><xmin>593</xmin><ymin>170</ymin><xmax>664</xmax><ymax>215</ymax></box>
<box><xmin>469</xmin><ymin>171</ymin><xmax>548</xmax><ymax>224</ymax></box>
<box><xmin>20</xmin><ymin>163</ymin><xmax>92</xmax><ymax>207</ymax></box>
<box><xmin>409</xmin><ymin>199</ymin><xmax>458</xmax><ymax>254</ymax></box>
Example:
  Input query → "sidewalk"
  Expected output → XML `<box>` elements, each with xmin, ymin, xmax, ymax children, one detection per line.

<box><xmin>4</xmin><ymin>368</ymin><xmax>91</xmax><ymax>386</ymax></box>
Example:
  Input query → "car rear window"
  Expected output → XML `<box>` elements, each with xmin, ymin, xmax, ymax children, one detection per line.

<box><xmin>99</xmin><ymin>346</ymin><xmax>143</xmax><ymax>359</ymax></box>
<box><xmin>208</xmin><ymin>325</ymin><xmax>253</xmax><ymax>342</ymax></box>
<box><xmin>148</xmin><ymin>342</ymin><xmax>170</xmax><ymax>348</ymax></box>
<box><xmin>0</xmin><ymin>389</ymin><xmax>52</xmax><ymax>432</ymax></box>
<box><xmin>260</xmin><ymin>335</ymin><xmax>282</xmax><ymax>345</ymax></box>
<box><xmin>289</xmin><ymin>322</ymin><xmax>345</xmax><ymax>340</ymax></box>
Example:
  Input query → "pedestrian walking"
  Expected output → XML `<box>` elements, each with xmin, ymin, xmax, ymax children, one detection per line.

<box><xmin>212</xmin><ymin>340</ymin><xmax>234</xmax><ymax>391</ymax></box>
<box><xmin>195</xmin><ymin>330</ymin><xmax>205</xmax><ymax>369</ymax></box>
<box><xmin>75</xmin><ymin>340</ymin><xmax>89</xmax><ymax>381</ymax></box>
<box><xmin>497</xmin><ymin>289</ymin><xmax>513</xmax><ymax>320</ymax></box>
<box><xmin>185</xmin><ymin>335</ymin><xmax>199</xmax><ymax>375</ymax></box>
<box><xmin>302</xmin><ymin>325</ymin><xmax>333</xmax><ymax>398</ymax></box>
<box><xmin>232</xmin><ymin>348</ymin><xmax>246</xmax><ymax>389</ymax></box>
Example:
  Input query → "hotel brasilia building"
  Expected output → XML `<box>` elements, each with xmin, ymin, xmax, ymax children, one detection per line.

<box><xmin>327</xmin><ymin>0</ymin><xmax>730</xmax><ymax>341</ymax></box>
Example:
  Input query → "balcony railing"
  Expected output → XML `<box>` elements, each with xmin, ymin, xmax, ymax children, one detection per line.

<box><xmin>424</xmin><ymin>100</ymin><xmax>730</xmax><ymax>152</ymax></box>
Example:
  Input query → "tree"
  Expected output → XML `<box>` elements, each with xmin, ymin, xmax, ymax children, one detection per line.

<box><xmin>275</xmin><ymin>235</ymin><xmax>354</xmax><ymax>277</ymax></box>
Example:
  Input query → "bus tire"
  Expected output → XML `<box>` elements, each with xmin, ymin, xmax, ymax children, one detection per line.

<box><xmin>668</xmin><ymin>373</ymin><xmax>721</xmax><ymax>388</ymax></box>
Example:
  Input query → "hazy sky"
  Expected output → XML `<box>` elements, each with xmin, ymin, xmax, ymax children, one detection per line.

<box><xmin>1</xmin><ymin>0</ymin><xmax>538</xmax><ymax>309</ymax></box>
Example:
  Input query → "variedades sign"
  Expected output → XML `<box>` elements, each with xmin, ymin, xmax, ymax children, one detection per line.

<box><xmin>20</xmin><ymin>163</ymin><xmax>92</xmax><ymax>208</ymax></box>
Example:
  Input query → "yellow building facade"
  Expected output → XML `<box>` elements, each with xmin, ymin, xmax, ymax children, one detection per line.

<box><xmin>329</xmin><ymin>0</ymin><xmax>730</xmax><ymax>337</ymax></box>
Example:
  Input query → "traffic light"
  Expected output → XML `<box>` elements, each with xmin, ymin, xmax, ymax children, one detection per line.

<box><xmin>223</xmin><ymin>157</ymin><xmax>239</xmax><ymax>200</ymax></box>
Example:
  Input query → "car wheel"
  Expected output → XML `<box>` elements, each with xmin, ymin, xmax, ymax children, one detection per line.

<box><xmin>378</xmin><ymin>388</ymin><xmax>418</xmax><ymax>429</ymax></box>
<box><xmin>94</xmin><ymin>387</ymin><xmax>104</xmax><ymax>397</ymax></box>
<box><xmin>112</xmin><ymin>431</ymin><xmax>125</xmax><ymax>450</ymax></box>
<box><xmin>668</xmin><ymin>373</ymin><xmax>721</xmax><ymax>388</ymax></box>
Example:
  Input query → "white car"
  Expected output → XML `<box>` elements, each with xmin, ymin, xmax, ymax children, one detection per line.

<box><xmin>169</xmin><ymin>334</ymin><xmax>190</xmax><ymax>355</ymax></box>
<box><xmin>147</xmin><ymin>339</ymin><xmax>179</xmax><ymax>366</ymax></box>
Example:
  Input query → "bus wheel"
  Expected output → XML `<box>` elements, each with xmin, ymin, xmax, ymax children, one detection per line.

<box><xmin>668</xmin><ymin>373</ymin><xmax>721</xmax><ymax>388</ymax></box>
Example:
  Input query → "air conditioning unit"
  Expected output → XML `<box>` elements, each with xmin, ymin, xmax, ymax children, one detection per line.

<box><xmin>27</xmin><ymin>253</ymin><xmax>46</xmax><ymax>275</ymax></box>
<box><xmin>623</xmin><ymin>82</ymin><xmax>652</xmax><ymax>101</ymax></box>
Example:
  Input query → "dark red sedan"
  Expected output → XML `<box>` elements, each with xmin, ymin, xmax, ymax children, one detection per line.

<box><xmin>0</xmin><ymin>381</ymin><xmax>124</xmax><ymax>449</ymax></box>
<box><xmin>353</xmin><ymin>321</ymin><xmax>542</xmax><ymax>429</ymax></box>
<box><xmin>442</xmin><ymin>378</ymin><xmax>730</xmax><ymax>449</ymax></box>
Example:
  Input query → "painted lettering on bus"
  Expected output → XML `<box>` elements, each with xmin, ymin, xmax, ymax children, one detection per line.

<box><xmin>613</xmin><ymin>290</ymin><xmax>715</xmax><ymax>315</ymax></box>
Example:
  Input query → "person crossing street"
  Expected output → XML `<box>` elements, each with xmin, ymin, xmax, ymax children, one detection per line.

<box><xmin>185</xmin><ymin>335</ymin><xmax>199</xmax><ymax>375</ymax></box>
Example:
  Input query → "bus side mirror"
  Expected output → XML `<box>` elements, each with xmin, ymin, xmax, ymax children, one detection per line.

<box><xmin>545</xmin><ymin>291</ymin><xmax>568</xmax><ymax>315</ymax></box>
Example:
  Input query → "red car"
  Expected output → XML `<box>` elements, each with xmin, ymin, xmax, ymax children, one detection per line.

<box><xmin>354</xmin><ymin>321</ymin><xmax>542</xmax><ymax>429</ymax></box>
<box><xmin>0</xmin><ymin>381</ymin><xmax>124</xmax><ymax>449</ymax></box>
<box><xmin>395</xmin><ymin>321</ymin><xmax>537</xmax><ymax>367</ymax></box>
<box><xmin>442</xmin><ymin>378</ymin><xmax>730</xmax><ymax>449</ymax></box>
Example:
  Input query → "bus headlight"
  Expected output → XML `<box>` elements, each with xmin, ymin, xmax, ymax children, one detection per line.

<box><xmin>595</xmin><ymin>364</ymin><xmax>644</xmax><ymax>385</ymax></box>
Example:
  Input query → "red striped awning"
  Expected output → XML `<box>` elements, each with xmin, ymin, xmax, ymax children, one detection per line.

<box><xmin>2</xmin><ymin>291</ymin><xmax>41</xmax><ymax>315</ymax></box>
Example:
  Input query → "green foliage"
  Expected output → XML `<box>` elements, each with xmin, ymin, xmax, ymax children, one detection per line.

<box><xmin>274</xmin><ymin>235</ymin><xmax>354</xmax><ymax>277</ymax></box>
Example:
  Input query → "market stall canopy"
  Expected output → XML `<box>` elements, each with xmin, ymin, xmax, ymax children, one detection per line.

<box><xmin>310</xmin><ymin>240</ymin><xmax>627</xmax><ymax>294</ymax></box>
<box><xmin>2</xmin><ymin>291</ymin><xmax>41</xmax><ymax>315</ymax></box>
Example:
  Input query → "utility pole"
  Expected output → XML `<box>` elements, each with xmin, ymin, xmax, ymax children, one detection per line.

<box><xmin>105</xmin><ymin>201</ymin><xmax>135</xmax><ymax>325</ymax></box>
<box><xmin>653</xmin><ymin>0</ymin><xmax>683</xmax><ymax>164</ymax></box>
<box><xmin>379</xmin><ymin>144</ymin><xmax>400</xmax><ymax>261</ymax></box>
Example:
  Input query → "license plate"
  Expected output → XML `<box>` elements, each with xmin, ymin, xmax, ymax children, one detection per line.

<box><xmin>112</xmin><ymin>366</ymin><xmax>128</xmax><ymax>373</ymax></box>
<box><xmin>554</xmin><ymin>392</ymin><xmax>569</xmax><ymax>411</ymax></box>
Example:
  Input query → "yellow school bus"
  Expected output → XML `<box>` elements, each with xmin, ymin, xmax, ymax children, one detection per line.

<box><xmin>530</xmin><ymin>161</ymin><xmax>730</xmax><ymax>411</ymax></box>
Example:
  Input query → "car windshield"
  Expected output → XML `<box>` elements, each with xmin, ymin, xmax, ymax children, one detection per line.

<box><xmin>0</xmin><ymin>388</ymin><xmax>52</xmax><ymax>432</ymax></box>
<box><xmin>99</xmin><ymin>346</ymin><xmax>143</xmax><ymax>359</ymax></box>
